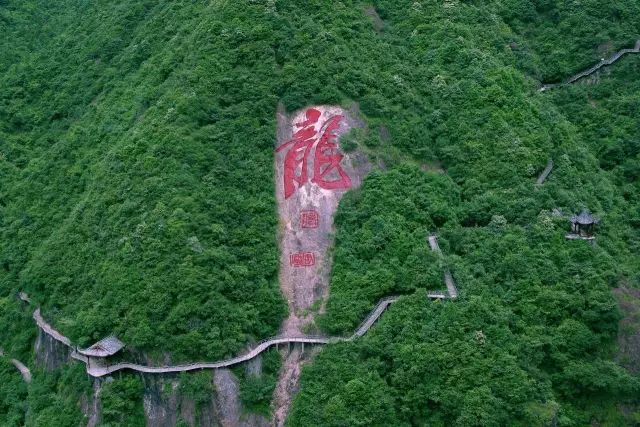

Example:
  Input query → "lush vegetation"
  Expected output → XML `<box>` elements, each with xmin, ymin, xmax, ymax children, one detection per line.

<box><xmin>100</xmin><ymin>376</ymin><xmax>146</xmax><ymax>427</ymax></box>
<box><xmin>0</xmin><ymin>0</ymin><xmax>286</xmax><ymax>361</ymax></box>
<box><xmin>233</xmin><ymin>348</ymin><xmax>282</xmax><ymax>416</ymax></box>
<box><xmin>497</xmin><ymin>0</ymin><xmax>640</xmax><ymax>82</ymax></box>
<box><xmin>25</xmin><ymin>364</ymin><xmax>92</xmax><ymax>427</ymax></box>
<box><xmin>0</xmin><ymin>359</ymin><xmax>28</xmax><ymax>427</ymax></box>
<box><xmin>0</xmin><ymin>0</ymin><xmax>639</xmax><ymax>425</ymax></box>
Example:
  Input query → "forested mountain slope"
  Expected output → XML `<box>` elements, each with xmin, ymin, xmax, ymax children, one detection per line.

<box><xmin>1</xmin><ymin>1</ymin><xmax>286</xmax><ymax>360</ymax></box>
<box><xmin>0</xmin><ymin>0</ymin><xmax>639</xmax><ymax>426</ymax></box>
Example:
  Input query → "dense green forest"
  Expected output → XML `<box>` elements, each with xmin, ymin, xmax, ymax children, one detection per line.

<box><xmin>1</xmin><ymin>0</ymin><xmax>639</xmax><ymax>425</ymax></box>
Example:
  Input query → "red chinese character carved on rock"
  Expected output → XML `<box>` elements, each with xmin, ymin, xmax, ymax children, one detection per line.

<box><xmin>300</xmin><ymin>210</ymin><xmax>319</xmax><ymax>229</ymax></box>
<box><xmin>276</xmin><ymin>108</ymin><xmax>352</xmax><ymax>199</ymax></box>
<box><xmin>290</xmin><ymin>252</ymin><xmax>315</xmax><ymax>267</ymax></box>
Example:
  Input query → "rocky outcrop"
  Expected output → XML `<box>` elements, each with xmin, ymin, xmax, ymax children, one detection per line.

<box><xmin>142</xmin><ymin>373</ymin><xmax>219</xmax><ymax>427</ymax></box>
<box><xmin>212</xmin><ymin>369</ymin><xmax>240</xmax><ymax>427</ymax></box>
<box><xmin>76</xmin><ymin>369</ymin><xmax>273</xmax><ymax>427</ymax></box>
<box><xmin>34</xmin><ymin>327</ymin><xmax>71</xmax><ymax>371</ymax></box>
<box><xmin>272</xmin><ymin>104</ymin><xmax>371</xmax><ymax>426</ymax></box>
<box><xmin>80</xmin><ymin>379</ymin><xmax>102</xmax><ymax>427</ymax></box>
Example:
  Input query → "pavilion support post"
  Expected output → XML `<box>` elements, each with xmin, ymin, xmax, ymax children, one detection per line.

<box><xmin>301</xmin><ymin>342</ymin><xmax>304</xmax><ymax>353</ymax></box>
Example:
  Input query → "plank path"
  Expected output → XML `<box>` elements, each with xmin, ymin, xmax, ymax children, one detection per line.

<box><xmin>33</xmin><ymin>298</ymin><xmax>399</xmax><ymax>377</ymax></box>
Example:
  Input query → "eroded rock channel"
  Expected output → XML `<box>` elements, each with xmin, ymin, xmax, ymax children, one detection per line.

<box><xmin>271</xmin><ymin>105</ymin><xmax>370</xmax><ymax>425</ymax></box>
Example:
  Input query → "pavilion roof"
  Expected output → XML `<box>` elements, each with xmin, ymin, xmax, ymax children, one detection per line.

<box><xmin>78</xmin><ymin>336</ymin><xmax>124</xmax><ymax>357</ymax></box>
<box><xmin>570</xmin><ymin>209</ymin><xmax>599</xmax><ymax>225</ymax></box>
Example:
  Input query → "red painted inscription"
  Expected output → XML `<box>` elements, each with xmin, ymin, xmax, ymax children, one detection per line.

<box><xmin>290</xmin><ymin>252</ymin><xmax>315</xmax><ymax>267</ymax></box>
<box><xmin>301</xmin><ymin>210</ymin><xmax>319</xmax><ymax>229</ymax></box>
<box><xmin>276</xmin><ymin>108</ymin><xmax>352</xmax><ymax>199</ymax></box>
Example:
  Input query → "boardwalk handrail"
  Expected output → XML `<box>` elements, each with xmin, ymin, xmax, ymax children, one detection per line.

<box><xmin>32</xmin><ymin>296</ymin><xmax>400</xmax><ymax>377</ymax></box>
<box><xmin>353</xmin><ymin>297</ymin><xmax>398</xmax><ymax>338</ymax></box>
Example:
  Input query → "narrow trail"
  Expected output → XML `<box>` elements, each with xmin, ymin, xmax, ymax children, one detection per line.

<box><xmin>0</xmin><ymin>348</ymin><xmax>31</xmax><ymax>383</ymax></box>
<box><xmin>536</xmin><ymin>159</ymin><xmax>554</xmax><ymax>185</ymax></box>
<box><xmin>11</xmin><ymin>358</ymin><xmax>32</xmax><ymax>383</ymax></box>
<box><xmin>32</xmin><ymin>297</ymin><xmax>399</xmax><ymax>378</ymax></box>
<box><xmin>540</xmin><ymin>40</ymin><xmax>640</xmax><ymax>91</ymax></box>
<box><xmin>427</xmin><ymin>235</ymin><xmax>458</xmax><ymax>299</ymax></box>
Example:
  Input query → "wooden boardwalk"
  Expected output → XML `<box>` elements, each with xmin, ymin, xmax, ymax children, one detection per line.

<box><xmin>540</xmin><ymin>40</ymin><xmax>640</xmax><ymax>91</ymax></box>
<box><xmin>32</xmin><ymin>297</ymin><xmax>399</xmax><ymax>377</ymax></box>
<box><xmin>0</xmin><ymin>348</ymin><xmax>31</xmax><ymax>383</ymax></box>
<box><xmin>427</xmin><ymin>235</ymin><xmax>458</xmax><ymax>299</ymax></box>
<box><xmin>11</xmin><ymin>359</ymin><xmax>32</xmax><ymax>383</ymax></box>
<box><xmin>33</xmin><ymin>308</ymin><xmax>72</xmax><ymax>346</ymax></box>
<box><xmin>536</xmin><ymin>159</ymin><xmax>554</xmax><ymax>185</ymax></box>
<box><xmin>353</xmin><ymin>297</ymin><xmax>398</xmax><ymax>338</ymax></box>
<box><xmin>28</xmin><ymin>237</ymin><xmax>458</xmax><ymax>378</ymax></box>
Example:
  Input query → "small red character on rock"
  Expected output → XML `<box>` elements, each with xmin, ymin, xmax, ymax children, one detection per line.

<box><xmin>301</xmin><ymin>210</ymin><xmax>319</xmax><ymax>229</ymax></box>
<box><xmin>290</xmin><ymin>252</ymin><xmax>315</xmax><ymax>267</ymax></box>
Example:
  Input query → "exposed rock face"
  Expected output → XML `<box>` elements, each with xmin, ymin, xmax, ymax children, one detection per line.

<box><xmin>34</xmin><ymin>327</ymin><xmax>71</xmax><ymax>371</ymax></box>
<box><xmin>244</xmin><ymin>354</ymin><xmax>262</xmax><ymax>378</ymax></box>
<box><xmin>213</xmin><ymin>369</ymin><xmax>240</xmax><ymax>427</ymax></box>
<box><xmin>138</xmin><ymin>368</ymin><xmax>270</xmax><ymax>427</ymax></box>
<box><xmin>272</xmin><ymin>348</ymin><xmax>303</xmax><ymax>427</ymax></box>
<box><xmin>272</xmin><ymin>104</ymin><xmax>371</xmax><ymax>425</ymax></box>
<box><xmin>274</xmin><ymin>104</ymin><xmax>370</xmax><ymax>337</ymax></box>
<box><xmin>81</xmin><ymin>379</ymin><xmax>102</xmax><ymax>427</ymax></box>
<box><xmin>239</xmin><ymin>414</ymin><xmax>270</xmax><ymax>427</ymax></box>
<box><xmin>143</xmin><ymin>375</ymin><xmax>180</xmax><ymax>427</ymax></box>
<box><xmin>141</xmin><ymin>373</ymin><xmax>219</xmax><ymax>427</ymax></box>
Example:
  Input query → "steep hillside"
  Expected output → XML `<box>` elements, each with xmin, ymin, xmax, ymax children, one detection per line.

<box><xmin>1</xmin><ymin>1</ymin><xmax>286</xmax><ymax>360</ymax></box>
<box><xmin>0</xmin><ymin>0</ymin><xmax>639</xmax><ymax>426</ymax></box>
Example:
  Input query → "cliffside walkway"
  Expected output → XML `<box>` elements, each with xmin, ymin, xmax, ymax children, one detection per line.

<box><xmin>536</xmin><ymin>159</ymin><xmax>554</xmax><ymax>185</ymax></box>
<box><xmin>540</xmin><ymin>40</ymin><xmax>640</xmax><ymax>91</ymax></box>
<box><xmin>427</xmin><ymin>235</ymin><xmax>458</xmax><ymax>299</ymax></box>
<box><xmin>33</xmin><ymin>297</ymin><xmax>399</xmax><ymax>377</ymax></box>
<box><xmin>33</xmin><ymin>309</ymin><xmax>72</xmax><ymax>346</ymax></box>
<box><xmin>11</xmin><ymin>358</ymin><xmax>32</xmax><ymax>383</ymax></box>
<box><xmin>0</xmin><ymin>348</ymin><xmax>31</xmax><ymax>383</ymax></box>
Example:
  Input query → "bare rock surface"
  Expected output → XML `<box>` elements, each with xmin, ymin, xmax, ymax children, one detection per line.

<box><xmin>82</xmin><ymin>379</ymin><xmax>102</xmax><ymax>427</ymax></box>
<box><xmin>34</xmin><ymin>327</ymin><xmax>71</xmax><ymax>371</ymax></box>
<box><xmin>141</xmin><ymin>373</ymin><xmax>219</xmax><ymax>427</ymax></box>
<box><xmin>271</xmin><ymin>105</ymin><xmax>371</xmax><ymax>425</ymax></box>
<box><xmin>143</xmin><ymin>376</ymin><xmax>181</xmax><ymax>427</ymax></box>
<box><xmin>213</xmin><ymin>369</ymin><xmax>241</xmax><ymax>427</ymax></box>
